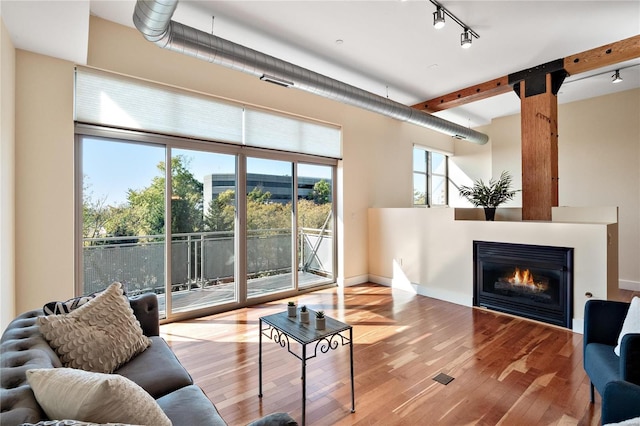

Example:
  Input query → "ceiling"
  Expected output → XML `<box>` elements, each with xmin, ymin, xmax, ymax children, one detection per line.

<box><xmin>2</xmin><ymin>0</ymin><xmax>639</xmax><ymax>127</ymax></box>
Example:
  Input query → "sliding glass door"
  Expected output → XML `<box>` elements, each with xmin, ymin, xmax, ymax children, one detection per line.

<box><xmin>169</xmin><ymin>149</ymin><xmax>237</xmax><ymax>314</ymax></box>
<box><xmin>80</xmin><ymin>137</ymin><xmax>167</xmax><ymax>315</ymax></box>
<box><xmin>246</xmin><ymin>157</ymin><xmax>295</xmax><ymax>298</ymax></box>
<box><xmin>297</xmin><ymin>163</ymin><xmax>334</xmax><ymax>288</ymax></box>
<box><xmin>79</xmin><ymin>133</ymin><xmax>336</xmax><ymax>320</ymax></box>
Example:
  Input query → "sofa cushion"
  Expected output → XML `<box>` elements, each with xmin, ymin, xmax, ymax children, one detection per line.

<box><xmin>26</xmin><ymin>368</ymin><xmax>171</xmax><ymax>426</ymax></box>
<box><xmin>115</xmin><ymin>336</ymin><xmax>193</xmax><ymax>398</ymax></box>
<box><xmin>585</xmin><ymin>342</ymin><xmax>621</xmax><ymax>394</ymax></box>
<box><xmin>37</xmin><ymin>283</ymin><xmax>151</xmax><ymax>373</ymax></box>
<box><xmin>156</xmin><ymin>384</ymin><xmax>227</xmax><ymax>426</ymax></box>
<box><xmin>616</xmin><ymin>296</ymin><xmax>640</xmax><ymax>356</ymax></box>
<box><xmin>21</xmin><ymin>421</ymin><xmax>141</xmax><ymax>426</ymax></box>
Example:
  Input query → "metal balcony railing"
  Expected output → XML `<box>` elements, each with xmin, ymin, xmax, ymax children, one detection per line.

<box><xmin>82</xmin><ymin>228</ymin><xmax>333</xmax><ymax>296</ymax></box>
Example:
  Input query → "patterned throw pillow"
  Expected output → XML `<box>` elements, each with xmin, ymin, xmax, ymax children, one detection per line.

<box><xmin>37</xmin><ymin>282</ymin><xmax>151</xmax><ymax>373</ymax></box>
<box><xmin>43</xmin><ymin>293</ymin><xmax>101</xmax><ymax>315</ymax></box>
<box><xmin>42</xmin><ymin>285</ymin><xmax>126</xmax><ymax>315</ymax></box>
<box><xmin>26</xmin><ymin>368</ymin><xmax>170</xmax><ymax>426</ymax></box>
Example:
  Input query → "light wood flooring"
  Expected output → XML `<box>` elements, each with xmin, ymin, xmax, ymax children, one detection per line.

<box><xmin>160</xmin><ymin>284</ymin><xmax>639</xmax><ymax>426</ymax></box>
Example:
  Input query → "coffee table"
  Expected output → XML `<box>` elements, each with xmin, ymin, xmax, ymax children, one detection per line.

<box><xmin>258</xmin><ymin>310</ymin><xmax>355</xmax><ymax>426</ymax></box>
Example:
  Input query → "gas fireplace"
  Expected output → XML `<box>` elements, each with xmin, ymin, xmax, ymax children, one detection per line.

<box><xmin>473</xmin><ymin>241</ymin><xmax>574</xmax><ymax>329</ymax></box>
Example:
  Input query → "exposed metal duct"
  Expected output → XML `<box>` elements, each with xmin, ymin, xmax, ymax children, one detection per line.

<box><xmin>133</xmin><ymin>0</ymin><xmax>489</xmax><ymax>145</ymax></box>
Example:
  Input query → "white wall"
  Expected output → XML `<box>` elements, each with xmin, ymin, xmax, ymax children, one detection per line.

<box><xmin>1</xmin><ymin>17</ymin><xmax>16</xmax><ymax>331</ymax></box>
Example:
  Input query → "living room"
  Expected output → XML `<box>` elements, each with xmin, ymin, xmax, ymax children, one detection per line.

<box><xmin>1</xmin><ymin>1</ymin><xmax>639</xmax><ymax>425</ymax></box>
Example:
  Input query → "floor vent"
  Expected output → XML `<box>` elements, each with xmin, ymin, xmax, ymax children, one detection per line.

<box><xmin>433</xmin><ymin>373</ymin><xmax>454</xmax><ymax>385</ymax></box>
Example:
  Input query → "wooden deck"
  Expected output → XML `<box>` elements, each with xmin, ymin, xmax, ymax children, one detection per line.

<box><xmin>159</xmin><ymin>284</ymin><xmax>639</xmax><ymax>425</ymax></box>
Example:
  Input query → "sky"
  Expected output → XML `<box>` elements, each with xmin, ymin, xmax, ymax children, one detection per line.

<box><xmin>83</xmin><ymin>137</ymin><xmax>331</xmax><ymax>206</ymax></box>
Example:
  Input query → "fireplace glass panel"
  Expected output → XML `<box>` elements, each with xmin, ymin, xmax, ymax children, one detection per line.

<box><xmin>481</xmin><ymin>262</ymin><xmax>562</xmax><ymax>308</ymax></box>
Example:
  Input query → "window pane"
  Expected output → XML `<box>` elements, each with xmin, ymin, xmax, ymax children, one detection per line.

<box><xmin>81</xmin><ymin>137</ymin><xmax>166</xmax><ymax>315</ymax></box>
<box><xmin>246</xmin><ymin>157</ymin><xmax>294</xmax><ymax>297</ymax></box>
<box><xmin>431</xmin><ymin>176</ymin><xmax>447</xmax><ymax>205</ymax></box>
<box><xmin>413</xmin><ymin>147</ymin><xmax>426</xmax><ymax>173</ymax></box>
<box><xmin>414</xmin><ymin>172</ymin><xmax>426</xmax><ymax>205</ymax></box>
<box><xmin>170</xmin><ymin>149</ymin><xmax>237</xmax><ymax>314</ymax></box>
<box><xmin>298</xmin><ymin>163</ymin><xmax>334</xmax><ymax>288</ymax></box>
<box><xmin>432</xmin><ymin>152</ymin><xmax>446</xmax><ymax>175</ymax></box>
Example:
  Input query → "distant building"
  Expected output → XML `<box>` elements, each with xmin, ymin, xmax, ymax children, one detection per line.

<box><xmin>203</xmin><ymin>173</ymin><xmax>324</xmax><ymax>207</ymax></box>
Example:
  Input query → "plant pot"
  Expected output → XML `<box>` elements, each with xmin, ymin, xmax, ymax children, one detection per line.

<box><xmin>299</xmin><ymin>311</ymin><xmax>310</xmax><ymax>323</ymax></box>
<box><xmin>315</xmin><ymin>317</ymin><xmax>326</xmax><ymax>330</ymax></box>
<box><xmin>484</xmin><ymin>207</ymin><xmax>496</xmax><ymax>221</ymax></box>
<box><xmin>287</xmin><ymin>305</ymin><xmax>297</xmax><ymax>317</ymax></box>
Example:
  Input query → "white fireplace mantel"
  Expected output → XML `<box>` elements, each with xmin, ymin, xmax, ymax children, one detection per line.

<box><xmin>367</xmin><ymin>206</ymin><xmax>618</xmax><ymax>334</ymax></box>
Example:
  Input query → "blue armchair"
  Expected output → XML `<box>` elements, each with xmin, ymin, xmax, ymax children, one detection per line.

<box><xmin>584</xmin><ymin>299</ymin><xmax>640</xmax><ymax>423</ymax></box>
<box><xmin>602</xmin><ymin>380</ymin><xmax>640</xmax><ymax>424</ymax></box>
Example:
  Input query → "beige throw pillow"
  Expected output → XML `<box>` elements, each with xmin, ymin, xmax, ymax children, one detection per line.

<box><xmin>26</xmin><ymin>368</ymin><xmax>171</xmax><ymax>426</ymax></box>
<box><xmin>37</xmin><ymin>282</ymin><xmax>151</xmax><ymax>373</ymax></box>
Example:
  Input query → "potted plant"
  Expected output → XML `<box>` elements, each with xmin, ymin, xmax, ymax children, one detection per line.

<box><xmin>458</xmin><ymin>171</ymin><xmax>519</xmax><ymax>221</ymax></box>
<box><xmin>299</xmin><ymin>305</ymin><xmax>309</xmax><ymax>323</ymax></box>
<box><xmin>287</xmin><ymin>301</ymin><xmax>297</xmax><ymax>317</ymax></box>
<box><xmin>315</xmin><ymin>310</ymin><xmax>326</xmax><ymax>329</ymax></box>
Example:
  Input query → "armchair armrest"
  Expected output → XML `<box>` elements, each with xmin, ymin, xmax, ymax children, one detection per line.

<box><xmin>602</xmin><ymin>380</ymin><xmax>640</xmax><ymax>424</ymax></box>
<box><xmin>584</xmin><ymin>300</ymin><xmax>629</xmax><ymax>348</ymax></box>
<box><xmin>620</xmin><ymin>333</ymin><xmax>640</xmax><ymax>386</ymax></box>
<box><xmin>129</xmin><ymin>293</ymin><xmax>160</xmax><ymax>337</ymax></box>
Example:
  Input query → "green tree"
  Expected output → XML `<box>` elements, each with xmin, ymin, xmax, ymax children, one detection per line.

<box><xmin>298</xmin><ymin>199</ymin><xmax>331</xmax><ymax>230</ymax></box>
<box><xmin>126</xmin><ymin>155</ymin><xmax>204</xmax><ymax>236</ymax></box>
<box><xmin>309</xmin><ymin>179</ymin><xmax>331</xmax><ymax>204</ymax></box>
<box><xmin>204</xmin><ymin>189</ymin><xmax>235</xmax><ymax>232</ymax></box>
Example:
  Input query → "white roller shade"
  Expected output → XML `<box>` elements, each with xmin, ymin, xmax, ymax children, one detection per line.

<box><xmin>75</xmin><ymin>67</ymin><xmax>243</xmax><ymax>144</ymax></box>
<box><xmin>245</xmin><ymin>108</ymin><xmax>341</xmax><ymax>159</ymax></box>
<box><xmin>75</xmin><ymin>67</ymin><xmax>342</xmax><ymax>158</ymax></box>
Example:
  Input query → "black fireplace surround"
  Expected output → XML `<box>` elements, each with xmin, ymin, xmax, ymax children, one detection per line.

<box><xmin>473</xmin><ymin>241</ymin><xmax>574</xmax><ymax>329</ymax></box>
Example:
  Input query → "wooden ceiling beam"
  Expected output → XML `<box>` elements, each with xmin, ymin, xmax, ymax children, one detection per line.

<box><xmin>412</xmin><ymin>34</ymin><xmax>640</xmax><ymax>113</ymax></box>
<box><xmin>411</xmin><ymin>76</ymin><xmax>511</xmax><ymax>112</ymax></box>
<box><xmin>564</xmin><ymin>34</ymin><xmax>640</xmax><ymax>76</ymax></box>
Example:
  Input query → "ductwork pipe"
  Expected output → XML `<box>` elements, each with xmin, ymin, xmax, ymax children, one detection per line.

<box><xmin>133</xmin><ymin>0</ymin><xmax>489</xmax><ymax>145</ymax></box>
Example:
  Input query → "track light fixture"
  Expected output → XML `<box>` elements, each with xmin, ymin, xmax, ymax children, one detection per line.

<box><xmin>433</xmin><ymin>7</ymin><xmax>446</xmax><ymax>29</ymax></box>
<box><xmin>461</xmin><ymin>29</ymin><xmax>472</xmax><ymax>49</ymax></box>
<box><xmin>612</xmin><ymin>70</ymin><xmax>623</xmax><ymax>84</ymax></box>
<box><xmin>429</xmin><ymin>0</ymin><xmax>479</xmax><ymax>48</ymax></box>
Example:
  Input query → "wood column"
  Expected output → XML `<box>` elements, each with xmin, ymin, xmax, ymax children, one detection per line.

<box><xmin>520</xmin><ymin>73</ymin><xmax>559</xmax><ymax>221</ymax></box>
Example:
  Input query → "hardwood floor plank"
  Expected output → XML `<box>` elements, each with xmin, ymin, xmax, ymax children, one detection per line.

<box><xmin>161</xmin><ymin>283</ymin><xmax>608</xmax><ymax>425</ymax></box>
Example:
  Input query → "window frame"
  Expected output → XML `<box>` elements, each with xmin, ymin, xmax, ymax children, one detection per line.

<box><xmin>75</xmin><ymin>125</ymin><xmax>338</xmax><ymax>322</ymax></box>
<box><xmin>413</xmin><ymin>146</ymin><xmax>449</xmax><ymax>207</ymax></box>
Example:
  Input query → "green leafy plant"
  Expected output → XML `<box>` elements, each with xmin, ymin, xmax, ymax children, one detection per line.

<box><xmin>458</xmin><ymin>171</ymin><xmax>519</xmax><ymax>208</ymax></box>
<box><xmin>315</xmin><ymin>310</ymin><xmax>325</xmax><ymax>319</ymax></box>
<box><xmin>288</xmin><ymin>301</ymin><xmax>295</xmax><ymax>307</ymax></box>
<box><xmin>300</xmin><ymin>305</ymin><xmax>307</xmax><ymax>312</ymax></box>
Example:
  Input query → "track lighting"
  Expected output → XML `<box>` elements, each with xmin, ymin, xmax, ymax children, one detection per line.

<box><xmin>461</xmin><ymin>29</ymin><xmax>472</xmax><ymax>49</ymax></box>
<box><xmin>612</xmin><ymin>70</ymin><xmax>623</xmax><ymax>84</ymax></box>
<box><xmin>433</xmin><ymin>7</ymin><xmax>445</xmax><ymax>29</ymax></box>
<box><xmin>429</xmin><ymin>0</ymin><xmax>479</xmax><ymax>48</ymax></box>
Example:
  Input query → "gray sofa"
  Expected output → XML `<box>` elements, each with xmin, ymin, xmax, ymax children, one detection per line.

<box><xmin>0</xmin><ymin>293</ymin><xmax>296</xmax><ymax>426</ymax></box>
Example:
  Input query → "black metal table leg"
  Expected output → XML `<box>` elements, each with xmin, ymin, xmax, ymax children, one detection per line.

<box><xmin>350</xmin><ymin>327</ymin><xmax>355</xmax><ymax>413</ymax></box>
<box><xmin>258</xmin><ymin>318</ymin><xmax>263</xmax><ymax>398</ymax></box>
<box><xmin>302</xmin><ymin>344</ymin><xmax>307</xmax><ymax>426</ymax></box>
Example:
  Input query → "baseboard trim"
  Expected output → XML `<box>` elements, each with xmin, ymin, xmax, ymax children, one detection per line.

<box><xmin>368</xmin><ymin>275</ymin><xmax>472</xmax><ymax>307</ymax></box>
<box><xmin>620</xmin><ymin>279</ymin><xmax>640</xmax><ymax>291</ymax></box>
<box><xmin>340</xmin><ymin>274</ymin><xmax>369</xmax><ymax>287</ymax></box>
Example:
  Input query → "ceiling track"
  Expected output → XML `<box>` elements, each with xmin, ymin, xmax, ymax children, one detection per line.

<box><xmin>132</xmin><ymin>0</ymin><xmax>489</xmax><ymax>145</ymax></box>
